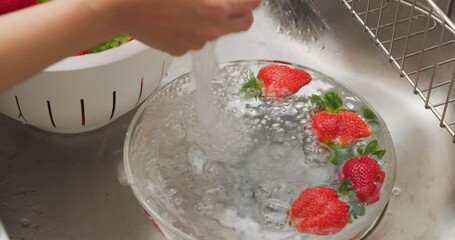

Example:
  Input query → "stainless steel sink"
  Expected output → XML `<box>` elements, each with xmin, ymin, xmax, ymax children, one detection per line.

<box><xmin>0</xmin><ymin>0</ymin><xmax>454</xmax><ymax>239</ymax></box>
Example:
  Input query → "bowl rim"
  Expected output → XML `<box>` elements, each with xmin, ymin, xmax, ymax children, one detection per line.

<box><xmin>123</xmin><ymin>59</ymin><xmax>397</xmax><ymax>240</ymax></box>
<box><xmin>44</xmin><ymin>40</ymin><xmax>149</xmax><ymax>72</ymax></box>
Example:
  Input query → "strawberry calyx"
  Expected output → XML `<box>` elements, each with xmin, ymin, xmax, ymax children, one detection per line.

<box><xmin>330</xmin><ymin>139</ymin><xmax>386</xmax><ymax>166</ymax></box>
<box><xmin>240</xmin><ymin>74</ymin><xmax>264</xmax><ymax>100</ymax></box>
<box><xmin>362</xmin><ymin>107</ymin><xmax>378</xmax><ymax>122</ymax></box>
<box><xmin>337</xmin><ymin>178</ymin><xmax>366</xmax><ymax>224</ymax></box>
<box><xmin>330</xmin><ymin>145</ymin><xmax>354</xmax><ymax>166</ymax></box>
<box><xmin>310</xmin><ymin>92</ymin><xmax>346</xmax><ymax>113</ymax></box>
<box><xmin>356</xmin><ymin>139</ymin><xmax>387</xmax><ymax>160</ymax></box>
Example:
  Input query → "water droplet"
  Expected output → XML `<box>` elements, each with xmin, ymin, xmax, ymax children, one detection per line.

<box><xmin>345</xmin><ymin>102</ymin><xmax>355</xmax><ymax>110</ymax></box>
<box><xmin>19</xmin><ymin>218</ymin><xmax>31</xmax><ymax>228</ymax></box>
<box><xmin>302</xmin><ymin>141</ymin><xmax>333</xmax><ymax>167</ymax></box>
<box><xmin>318</xmin><ymin>44</ymin><xmax>325</xmax><ymax>50</ymax></box>
<box><xmin>392</xmin><ymin>187</ymin><xmax>401</xmax><ymax>197</ymax></box>
<box><xmin>30</xmin><ymin>205</ymin><xmax>44</xmax><ymax>215</ymax></box>
<box><xmin>166</xmin><ymin>188</ymin><xmax>177</xmax><ymax>197</ymax></box>
<box><xmin>14</xmin><ymin>187</ymin><xmax>28</xmax><ymax>195</ymax></box>
<box><xmin>262</xmin><ymin>199</ymin><xmax>289</xmax><ymax>230</ymax></box>
<box><xmin>31</xmin><ymin>224</ymin><xmax>40</xmax><ymax>229</ymax></box>
<box><xmin>173</xmin><ymin>196</ymin><xmax>184</xmax><ymax>206</ymax></box>
<box><xmin>294</xmin><ymin>101</ymin><xmax>306</xmax><ymax>110</ymax></box>
<box><xmin>194</xmin><ymin>202</ymin><xmax>214</xmax><ymax>216</ymax></box>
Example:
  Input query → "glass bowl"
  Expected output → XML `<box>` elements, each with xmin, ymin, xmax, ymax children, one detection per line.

<box><xmin>124</xmin><ymin>60</ymin><xmax>397</xmax><ymax>240</ymax></box>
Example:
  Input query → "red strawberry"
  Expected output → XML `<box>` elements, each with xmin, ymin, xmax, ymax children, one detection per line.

<box><xmin>74</xmin><ymin>49</ymin><xmax>89</xmax><ymax>56</ymax></box>
<box><xmin>0</xmin><ymin>0</ymin><xmax>38</xmax><ymax>15</ymax></box>
<box><xmin>309</xmin><ymin>92</ymin><xmax>371</xmax><ymax>145</ymax></box>
<box><xmin>339</xmin><ymin>157</ymin><xmax>385</xmax><ymax>205</ymax></box>
<box><xmin>258</xmin><ymin>65</ymin><xmax>312</xmax><ymax>98</ymax></box>
<box><xmin>288</xmin><ymin>186</ymin><xmax>349</xmax><ymax>235</ymax></box>
<box><xmin>311</xmin><ymin>111</ymin><xmax>371</xmax><ymax>145</ymax></box>
<box><xmin>240</xmin><ymin>65</ymin><xmax>312</xmax><ymax>99</ymax></box>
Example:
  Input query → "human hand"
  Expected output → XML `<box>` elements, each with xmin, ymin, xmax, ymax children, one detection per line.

<box><xmin>89</xmin><ymin>0</ymin><xmax>261</xmax><ymax>55</ymax></box>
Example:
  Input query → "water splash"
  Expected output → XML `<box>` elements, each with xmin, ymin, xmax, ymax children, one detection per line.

<box><xmin>191</xmin><ymin>42</ymin><xmax>219</xmax><ymax>127</ymax></box>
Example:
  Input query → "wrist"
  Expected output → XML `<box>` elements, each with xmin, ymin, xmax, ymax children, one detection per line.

<box><xmin>78</xmin><ymin>0</ymin><xmax>126</xmax><ymax>37</ymax></box>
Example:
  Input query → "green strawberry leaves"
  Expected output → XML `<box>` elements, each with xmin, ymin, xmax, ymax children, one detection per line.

<box><xmin>240</xmin><ymin>75</ymin><xmax>264</xmax><ymax>100</ymax></box>
<box><xmin>310</xmin><ymin>92</ymin><xmax>345</xmax><ymax>113</ymax></box>
<box><xmin>337</xmin><ymin>178</ymin><xmax>366</xmax><ymax>224</ymax></box>
<box><xmin>357</xmin><ymin>139</ymin><xmax>387</xmax><ymax>160</ymax></box>
<box><xmin>338</xmin><ymin>178</ymin><xmax>354</xmax><ymax>197</ymax></box>
<box><xmin>330</xmin><ymin>145</ymin><xmax>354</xmax><ymax>166</ymax></box>
<box><xmin>348</xmin><ymin>200</ymin><xmax>366</xmax><ymax>223</ymax></box>
<box><xmin>362</xmin><ymin>107</ymin><xmax>378</xmax><ymax>122</ymax></box>
<box><xmin>324</xmin><ymin>92</ymin><xmax>344</xmax><ymax>112</ymax></box>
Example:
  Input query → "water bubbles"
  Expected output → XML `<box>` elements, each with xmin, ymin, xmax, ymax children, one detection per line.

<box><xmin>368</xmin><ymin>121</ymin><xmax>381</xmax><ymax>133</ymax></box>
<box><xmin>187</xmin><ymin>146</ymin><xmax>207</xmax><ymax>175</ymax></box>
<box><xmin>19</xmin><ymin>218</ymin><xmax>31</xmax><ymax>228</ymax></box>
<box><xmin>262</xmin><ymin>199</ymin><xmax>289</xmax><ymax>230</ymax></box>
<box><xmin>392</xmin><ymin>187</ymin><xmax>402</xmax><ymax>197</ymax></box>
<box><xmin>205</xmin><ymin>187</ymin><xmax>228</xmax><ymax>202</ymax></box>
<box><xmin>345</xmin><ymin>102</ymin><xmax>355</xmax><ymax>110</ymax></box>
<box><xmin>194</xmin><ymin>203</ymin><xmax>214</xmax><ymax>216</ymax></box>
<box><xmin>272</xmin><ymin>123</ymin><xmax>281</xmax><ymax>128</ymax></box>
<box><xmin>294</xmin><ymin>101</ymin><xmax>306</xmax><ymax>110</ymax></box>
<box><xmin>31</xmin><ymin>224</ymin><xmax>40</xmax><ymax>229</ymax></box>
<box><xmin>30</xmin><ymin>204</ymin><xmax>44</xmax><ymax>215</ymax></box>
<box><xmin>254</xmin><ymin>186</ymin><xmax>269</xmax><ymax>203</ymax></box>
<box><xmin>194</xmin><ymin>190</ymin><xmax>220</xmax><ymax>216</ymax></box>
<box><xmin>173</xmin><ymin>196</ymin><xmax>184</xmax><ymax>207</ymax></box>
<box><xmin>166</xmin><ymin>188</ymin><xmax>177</xmax><ymax>197</ymax></box>
<box><xmin>302</xmin><ymin>140</ymin><xmax>333</xmax><ymax>167</ymax></box>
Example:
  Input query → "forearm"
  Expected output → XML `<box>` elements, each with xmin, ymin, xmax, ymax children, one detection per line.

<box><xmin>0</xmin><ymin>0</ymin><xmax>117</xmax><ymax>92</ymax></box>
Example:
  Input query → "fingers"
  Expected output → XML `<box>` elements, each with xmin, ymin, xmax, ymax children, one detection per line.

<box><xmin>222</xmin><ymin>12</ymin><xmax>254</xmax><ymax>33</ymax></box>
<box><xmin>225</xmin><ymin>0</ymin><xmax>261</xmax><ymax>16</ymax></box>
<box><xmin>194</xmin><ymin>12</ymin><xmax>254</xmax><ymax>42</ymax></box>
<box><xmin>196</xmin><ymin>0</ymin><xmax>260</xmax><ymax>21</ymax></box>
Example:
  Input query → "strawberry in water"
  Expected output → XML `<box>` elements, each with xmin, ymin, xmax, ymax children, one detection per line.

<box><xmin>0</xmin><ymin>0</ymin><xmax>37</xmax><ymax>15</ymax></box>
<box><xmin>339</xmin><ymin>140</ymin><xmax>387</xmax><ymax>205</ymax></box>
<box><xmin>339</xmin><ymin>157</ymin><xmax>385</xmax><ymax>205</ymax></box>
<box><xmin>240</xmin><ymin>64</ymin><xmax>312</xmax><ymax>99</ymax></box>
<box><xmin>288</xmin><ymin>186</ymin><xmax>349</xmax><ymax>235</ymax></box>
<box><xmin>309</xmin><ymin>92</ymin><xmax>371</xmax><ymax>145</ymax></box>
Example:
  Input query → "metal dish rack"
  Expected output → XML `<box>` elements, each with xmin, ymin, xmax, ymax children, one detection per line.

<box><xmin>341</xmin><ymin>0</ymin><xmax>455</xmax><ymax>143</ymax></box>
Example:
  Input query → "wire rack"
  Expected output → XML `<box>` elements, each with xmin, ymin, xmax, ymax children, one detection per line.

<box><xmin>341</xmin><ymin>0</ymin><xmax>455</xmax><ymax>143</ymax></box>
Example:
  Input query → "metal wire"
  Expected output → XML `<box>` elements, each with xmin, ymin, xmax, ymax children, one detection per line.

<box><xmin>342</xmin><ymin>0</ymin><xmax>455</xmax><ymax>143</ymax></box>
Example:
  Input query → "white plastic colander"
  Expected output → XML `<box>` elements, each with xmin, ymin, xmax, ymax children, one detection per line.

<box><xmin>0</xmin><ymin>40</ymin><xmax>173</xmax><ymax>134</ymax></box>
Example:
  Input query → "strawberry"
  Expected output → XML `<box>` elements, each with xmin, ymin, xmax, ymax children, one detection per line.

<box><xmin>240</xmin><ymin>65</ymin><xmax>312</xmax><ymax>99</ymax></box>
<box><xmin>74</xmin><ymin>50</ymin><xmax>89</xmax><ymax>56</ymax></box>
<box><xmin>309</xmin><ymin>92</ymin><xmax>371</xmax><ymax>145</ymax></box>
<box><xmin>288</xmin><ymin>186</ymin><xmax>349</xmax><ymax>235</ymax></box>
<box><xmin>339</xmin><ymin>156</ymin><xmax>385</xmax><ymax>205</ymax></box>
<box><xmin>0</xmin><ymin>0</ymin><xmax>38</xmax><ymax>15</ymax></box>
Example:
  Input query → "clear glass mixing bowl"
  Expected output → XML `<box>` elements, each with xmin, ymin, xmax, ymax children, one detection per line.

<box><xmin>124</xmin><ymin>60</ymin><xmax>397</xmax><ymax>240</ymax></box>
